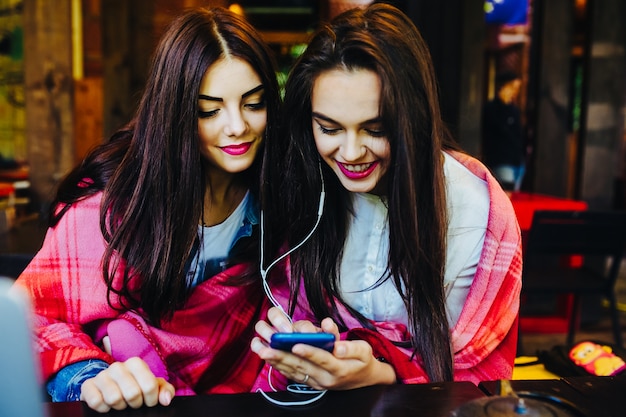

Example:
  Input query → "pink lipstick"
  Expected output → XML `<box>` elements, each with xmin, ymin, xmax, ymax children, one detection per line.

<box><xmin>221</xmin><ymin>142</ymin><xmax>252</xmax><ymax>156</ymax></box>
<box><xmin>337</xmin><ymin>161</ymin><xmax>379</xmax><ymax>179</ymax></box>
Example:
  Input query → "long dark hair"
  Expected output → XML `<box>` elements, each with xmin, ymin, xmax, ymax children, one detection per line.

<box><xmin>51</xmin><ymin>7</ymin><xmax>280</xmax><ymax>325</ymax></box>
<box><xmin>264</xmin><ymin>3</ymin><xmax>457</xmax><ymax>381</ymax></box>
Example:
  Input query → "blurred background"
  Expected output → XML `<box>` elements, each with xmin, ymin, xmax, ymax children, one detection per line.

<box><xmin>0</xmin><ymin>0</ymin><xmax>624</xmax><ymax>218</ymax></box>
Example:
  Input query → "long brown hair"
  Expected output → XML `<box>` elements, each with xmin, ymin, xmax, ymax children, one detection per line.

<box><xmin>51</xmin><ymin>7</ymin><xmax>280</xmax><ymax>325</ymax></box>
<box><xmin>264</xmin><ymin>3</ymin><xmax>458</xmax><ymax>381</ymax></box>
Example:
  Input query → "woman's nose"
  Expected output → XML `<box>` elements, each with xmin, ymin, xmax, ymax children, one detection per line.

<box><xmin>225</xmin><ymin>110</ymin><xmax>247</xmax><ymax>137</ymax></box>
<box><xmin>342</xmin><ymin>131</ymin><xmax>365</xmax><ymax>161</ymax></box>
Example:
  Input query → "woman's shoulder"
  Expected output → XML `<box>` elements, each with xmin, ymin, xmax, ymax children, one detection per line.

<box><xmin>443</xmin><ymin>152</ymin><xmax>490</xmax><ymax>210</ymax></box>
<box><xmin>443</xmin><ymin>151</ymin><xmax>490</xmax><ymax>182</ymax></box>
<box><xmin>36</xmin><ymin>191</ymin><xmax>108</xmax><ymax>268</ymax></box>
<box><xmin>52</xmin><ymin>191</ymin><xmax>104</xmax><ymax>226</ymax></box>
<box><xmin>444</xmin><ymin>151</ymin><xmax>521</xmax><ymax>241</ymax></box>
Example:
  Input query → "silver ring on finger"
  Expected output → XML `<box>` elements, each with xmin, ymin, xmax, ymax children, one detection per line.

<box><xmin>302</xmin><ymin>374</ymin><xmax>309</xmax><ymax>384</ymax></box>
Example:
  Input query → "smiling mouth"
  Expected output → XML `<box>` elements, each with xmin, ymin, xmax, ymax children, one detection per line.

<box><xmin>337</xmin><ymin>161</ymin><xmax>378</xmax><ymax>179</ymax></box>
<box><xmin>221</xmin><ymin>142</ymin><xmax>252</xmax><ymax>155</ymax></box>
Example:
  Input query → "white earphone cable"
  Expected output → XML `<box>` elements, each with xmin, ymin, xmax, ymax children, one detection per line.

<box><xmin>257</xmin><ymin>163</ymin><xmax>328</xmax><ymax>407</ymax></box>
<box><xmin>259</xmin><ymin>163</ymin><xmax>326</xmax><ymax>320</ymax></box>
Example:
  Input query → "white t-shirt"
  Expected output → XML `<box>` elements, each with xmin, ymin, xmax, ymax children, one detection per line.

<box><xmin>187</xmin><ymin>191</ymin><xmax>250</xmax><ymax>287</ymax></box>
<box><xmin>338</xmin><ymin>152</ymin><xmax>489</xmax><ymax>327</ymax></box>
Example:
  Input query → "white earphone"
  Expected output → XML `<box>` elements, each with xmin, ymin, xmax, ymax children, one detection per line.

<box><xmin>257</xmin><ymin>162</ymin><xmax>327</xmax><ymax>407</ymax></box>
<box><xmin>259</xmin><ymin>161</ymin><xmax>326</xmax><ymax>319</ymax></box>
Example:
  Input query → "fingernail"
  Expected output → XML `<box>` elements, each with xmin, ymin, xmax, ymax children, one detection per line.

<box><xmin>162</xmin><ymin>391</ymin><xmax>172</xmax><ymax>406</ymax></box>
<box><xmin>250</xmin><ymin>338</ymin><xmax>261</xmax><ymax>353</ymax></box>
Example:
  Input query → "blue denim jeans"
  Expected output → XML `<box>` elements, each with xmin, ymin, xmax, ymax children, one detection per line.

<box><xmin>46</xmin><ymin>359</ymin><xmax>109</xmax><ymax>402</ymax></box>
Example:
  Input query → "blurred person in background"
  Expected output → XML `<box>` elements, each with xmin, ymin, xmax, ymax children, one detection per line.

<box><xmin>482</xmin><ymin>71</ymin><xmax>526</xmax><ymax>192</ymax></box>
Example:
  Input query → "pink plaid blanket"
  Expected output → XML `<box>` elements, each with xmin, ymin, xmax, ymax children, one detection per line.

<box><xmin>14</xmin><ymin>151</ymin><xmax>521</xmax><ymax>393</ymax></box>
<box><xmin>268</xmin><ymin>151</ymin><xmax>523</xmax><ymax>385</ymax></box>
<box><xmin>14</xmin><ymin>194</ymin><xmax>273</xmax><ymax>394</ymax></box>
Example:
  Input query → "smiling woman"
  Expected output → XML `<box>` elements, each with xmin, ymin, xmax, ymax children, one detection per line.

<box><xmin>12</xmin><ymin>6</ymin><xmax>281</xmax><ymax>413</ymax></box>
<box><xmin>197</xmin><ymin>58</ymin><xmax>267</xmax><ymax>184</ymax></box>
<box><xmin>254</xmin><ymin>2</ymin><xmax>522</xmax><ymax>392</ymax></box>
<box><xmin>311</xmin><ymin>68</ymin><xmax>390</xmax><ymax>195</ymax></box>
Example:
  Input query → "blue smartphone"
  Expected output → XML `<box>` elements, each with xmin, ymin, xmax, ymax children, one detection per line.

<box><xmin>270</xmin><ymin>332</ymin><xmax>335</xmax><ymax>352</ymax></box>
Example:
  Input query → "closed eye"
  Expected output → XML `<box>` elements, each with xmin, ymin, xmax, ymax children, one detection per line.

<box><xmin>365</xmin><ymin>128</ymin><xmax>386</xmax><ymax>137</ymax></box>
<box><xmin>244</xmin><ymin>100</ymin><xmax>266</xmax><ymax>111</ymax></box>
<box><xmin>316</xmin><ymin>123</ymin><xmax>341</xmax><ymax>135</ymax></box>
<box><xmin>199</xmin><ymin>109</ymin><xmax>219</xmax><ymax>119</ymax></box>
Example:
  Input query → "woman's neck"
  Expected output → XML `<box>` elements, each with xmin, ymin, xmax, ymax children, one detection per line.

<box><xmin>201</xmin><ymin>170</ymin><xmax>247</xmax><ymax>227</ymax></box>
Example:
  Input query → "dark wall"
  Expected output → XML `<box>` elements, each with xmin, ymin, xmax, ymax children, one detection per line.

<box><xmin>402</xmin><ymin>0</ymin><xmax>485</xmax><ymax>157</ymax></box>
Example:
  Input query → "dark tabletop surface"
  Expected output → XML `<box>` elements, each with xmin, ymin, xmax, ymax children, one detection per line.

<box><xmin>479</xmin><ymin>375</ymin><xmax>626</xmax><ymax>417</ymax></box>
<box><xmin>47</xmin><ymin>382</ymin><xmax>486</xmax><ymax>417</ymax></box>
<box><xmin>46</xmin><ymin>376</ymin><xmax>626</xmax><ymax>417</ymax></box>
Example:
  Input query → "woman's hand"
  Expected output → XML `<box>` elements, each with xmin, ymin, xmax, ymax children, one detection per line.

<box><xmin>251</xmin><ymin>306</ymin><xmax>396</xmax><ymax>390</ymax></box>
<box><xmin>79</xmin><ymin>357</ymin><xmax>175</xmax><ymax>413</ymax></box>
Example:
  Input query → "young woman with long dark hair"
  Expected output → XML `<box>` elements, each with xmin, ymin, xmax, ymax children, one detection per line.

<box><xmin>14</xmin><ymin>7</ymin><xmax>280</xmax><ymax>412</ymax></box>
<box><xmin>253</xmin><ymin>3</ymin><xmax>522</xmax><ymax>390</ymax></box>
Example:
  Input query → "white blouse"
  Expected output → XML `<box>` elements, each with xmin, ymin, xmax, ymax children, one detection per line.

<box><xmin>338</xmin><ymin>152</ymin><xmax>489</xmax><ymax>327</ymax></box>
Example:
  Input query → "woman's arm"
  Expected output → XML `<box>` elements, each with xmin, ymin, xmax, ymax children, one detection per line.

<box><xmin>255</xmin><ymin>154</ymin><xmax>522</xmax><ymax>386</ymax></box>
<box><xmin>14</xmin><ymin>194</ymin><xmax>176</xmax><ymax>410</ymax></box>
<box><xmin>14</xmin><ymin>194</ymin><xmax>116</xmax><ymax>380</ymax></box>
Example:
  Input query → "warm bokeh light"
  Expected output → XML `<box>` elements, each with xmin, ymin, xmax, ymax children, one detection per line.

<box><xmin>228</xmin><ymin>3</ymin><xmax>244</xmax><ymax>16</ymax></box>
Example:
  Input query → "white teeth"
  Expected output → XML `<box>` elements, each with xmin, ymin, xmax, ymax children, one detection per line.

<box><xmin>343</xmin><ymin>163</ymin><xmax>372</xmax><ymax>173</ymax></box>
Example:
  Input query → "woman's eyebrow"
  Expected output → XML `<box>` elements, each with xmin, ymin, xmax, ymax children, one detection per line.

<box><xmin>312</xmin><ymin>112</ymin><xmax>336</xmax><ymax>123</ymax></box>
<box><xmin>241</xmin><ymin>84</ymin><xmax>264</xmax><ymax>98</ymax></box>
<box><xmin>198</xmin><ymin>84</ymin><xmax>264</xmax><ymax>102</ymax></box>
<box><xmin>312</xmin><ymin>112</ymin><xmax>382</xmax><ymax>125</ymax></box>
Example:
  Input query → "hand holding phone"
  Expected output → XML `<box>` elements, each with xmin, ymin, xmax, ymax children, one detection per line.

<box><xmin>270</xmin><ymin>332</ymin><xmax>335</xmax><ymax>352</ymax></box>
